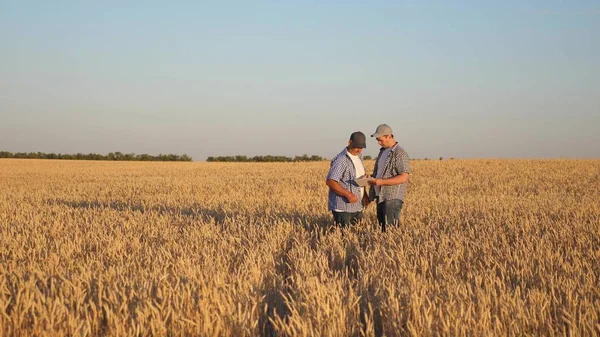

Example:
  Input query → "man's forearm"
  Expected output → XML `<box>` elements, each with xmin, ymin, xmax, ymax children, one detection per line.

<box><xmin>326</xmin><ymin>179</ymin><xmax>352</xmax><ymax>198</ymax></box>
<box><xmin>377</xmin><ymin>172</ymin><xmax>409</xmax><ymax>186</ymax></box>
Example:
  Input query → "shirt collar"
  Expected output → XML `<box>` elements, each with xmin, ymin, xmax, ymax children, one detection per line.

<box><xmin>379</xmin><ymin>142</ymin><xmax>398</xmax><ymax>152</ymax></box>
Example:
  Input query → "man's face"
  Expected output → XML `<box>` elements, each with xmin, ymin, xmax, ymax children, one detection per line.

<box><xmin>347</xmin><ymin>146</ymin><xmax>363</xmax><ymax>156</ymax></box>
<box><xmin>376</xmin><ymin>135</ymin><xmax>394</xmax><ymax>148</ymax></box>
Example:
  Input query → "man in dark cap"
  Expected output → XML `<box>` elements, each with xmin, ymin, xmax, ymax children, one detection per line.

<box><xmin>326</xmin><ymin>131</ymin><xmax>371</xmax><ymax>227</ymax></box>
<box><xmin>368</xmin><ymin>124</ymin><xmax>410</xmax><ymax>232</ymax></box>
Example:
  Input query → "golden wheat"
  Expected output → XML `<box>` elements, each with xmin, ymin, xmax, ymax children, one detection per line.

<box><xmin>0</xmin><ymin>159</ymin><xmax>599</xmax><ymax>336</ymax></box>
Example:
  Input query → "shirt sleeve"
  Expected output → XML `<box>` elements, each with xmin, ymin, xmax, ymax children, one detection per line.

<box><xmin>327</xmin><ymin>157</ymin><xmax>345</xmax><ymax>181</ymax></box>
<box><xmin>395</xmin><ymin>149</ymin><xmax>410</xmax><ymax>174</ymax></box>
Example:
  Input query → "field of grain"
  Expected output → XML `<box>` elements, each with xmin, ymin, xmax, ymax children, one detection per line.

<box><xmin>1</xmin><ymin>158</ymin><xmax>599</xmax><ymax>336</ymax></box>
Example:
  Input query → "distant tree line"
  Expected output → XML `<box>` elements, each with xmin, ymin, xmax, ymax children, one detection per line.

<box><xmin>0</xmin><ymin>151</ymin><xmax>192</xmax><ymax>162</ymax></box>
<box><xmin>207</xmin><ymin>154</ymin><xmax>326</xmax><ymax>162</ymax></box>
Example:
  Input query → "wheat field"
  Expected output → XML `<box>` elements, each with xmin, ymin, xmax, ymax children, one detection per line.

<box><xmin>0</xmin><ymin>158</ymin><xmax>599</xmax><ymax>336</ymax></box>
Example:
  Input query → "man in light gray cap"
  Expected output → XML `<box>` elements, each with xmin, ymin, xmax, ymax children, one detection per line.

<box><xmin>368</xmin><ymin>124</ymin><xmax>410</xmax><ymax>232</ymax></box>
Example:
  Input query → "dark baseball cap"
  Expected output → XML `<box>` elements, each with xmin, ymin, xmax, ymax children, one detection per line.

<box><xmin>349</xmin><ymin>131</ymin><xmax>367</xmax><ymax>148</ymax></box>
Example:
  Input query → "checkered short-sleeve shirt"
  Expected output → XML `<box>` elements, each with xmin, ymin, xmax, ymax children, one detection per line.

<box><xmin>369</xmin><ymin>143</ymin><xmax>410</xmax><ymax>202</ymax></box>
<box><xmin>327</xmin><ymin>149</ymin><xmax>365</xmax><ymax>212</ymax></box>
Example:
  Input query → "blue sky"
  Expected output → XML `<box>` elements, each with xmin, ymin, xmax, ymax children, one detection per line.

<box><xmin>1</xmin><ymin>1</ymin><xmax>598</xmax><ymax>160</ymax></box>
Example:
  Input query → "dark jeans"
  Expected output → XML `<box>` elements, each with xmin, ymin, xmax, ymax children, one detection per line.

<box><xmin>332</xmin><ymin>211</ymin><xmax>363</xmax><ymax>228</ymax></box>
<box><xmin>376</xmin><ymin>199</ymin><xmax>403</xmax><ymax>232</ymax></box>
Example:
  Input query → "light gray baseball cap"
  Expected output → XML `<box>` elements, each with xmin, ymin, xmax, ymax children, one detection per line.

<box><xmin>371</xmin><ymin>124</ymin><xmax>393</xmax><ymax>138</ymax></box>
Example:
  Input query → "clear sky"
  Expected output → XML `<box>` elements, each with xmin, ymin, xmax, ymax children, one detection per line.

<box><xmin>1</xmin><ymin>1</ymin><xmax>599</xmax><ymax>160</ymax></box>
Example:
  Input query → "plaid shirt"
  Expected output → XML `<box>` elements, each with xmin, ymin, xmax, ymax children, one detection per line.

<box><xmin>369</xmin><ymin>143</ymin><xmax>410</xmax><ymax>202</ymax></box>
<box><xmin>327</xmin><ymin>149</ymin><xmax>365</xmax><ymax>212</ymax></box>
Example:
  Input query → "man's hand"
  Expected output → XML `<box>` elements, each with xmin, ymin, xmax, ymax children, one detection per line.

<box><xmin>368</xmin><ymin>178</ymin><xmax>382</xmax><ymax>186</ymax></box>
<box><xmin>346</xmin><ymin>193</ymin><xmax>359</xmax><ymax>203</ymax></box>
<box><xmin>326</xmin><ymin>178</ymin><xmax>360</xmax><ymax>203</ymax></box>
<box><xmin>362</xmin><ymin>194</ymin><xmax>370</xmax><ymax>207</ymax></box>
